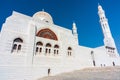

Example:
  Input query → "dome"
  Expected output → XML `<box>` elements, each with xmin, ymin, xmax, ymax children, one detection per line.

<box><xmin>33</xmin><ymin>11</ymin><xmax>53</xmax><ymax>24</ymax></box>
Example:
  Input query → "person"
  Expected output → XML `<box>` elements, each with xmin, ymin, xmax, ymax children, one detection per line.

<box><xmin>113</xmin><ymin>62</ymin><xmax>115</xmax><ymax>66</ymax></box>
<box><xmin>48</xmin><ymin>68</ymin><xmax>51</xmax><ymax>76</ymax></box>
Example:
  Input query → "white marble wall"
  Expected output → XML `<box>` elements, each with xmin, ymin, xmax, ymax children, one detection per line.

<box><xmin>0</xmin><ymin>11</ymin><xmax>120</xmax><ymax>80</ymax></box>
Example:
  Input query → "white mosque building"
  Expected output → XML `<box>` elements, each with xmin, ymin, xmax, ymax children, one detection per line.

<box><xmin>0</xmin><ymin>4</ymin><xmax>120</xmax><ymax>80</ymax></box>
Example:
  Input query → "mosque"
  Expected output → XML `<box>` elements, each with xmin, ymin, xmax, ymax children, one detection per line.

<box><xmin>0</xmin><ymin>5</ymin><xmax>120</xmax><ymax>80</ymax></box>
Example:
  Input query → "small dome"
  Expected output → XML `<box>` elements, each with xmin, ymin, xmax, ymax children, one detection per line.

<box><xmin>33</xmin><ymin>11</ymin><xmax>53</xmax><ymax>24</ymax></box>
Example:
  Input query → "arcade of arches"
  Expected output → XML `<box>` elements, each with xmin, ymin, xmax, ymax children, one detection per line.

<box><xmin>35</xmin><ymin>41</ymin><xmax>72</xmax><ymax>56</ymax></box>
<box><xmin>11</xmin><ymin>38</ymin><xmax>73</xmax><ymax>56</ymax></box>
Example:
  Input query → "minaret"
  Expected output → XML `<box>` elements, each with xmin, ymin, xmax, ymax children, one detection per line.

<box><xmin>98</xmin><ymin>4</ymin><xmax>118</xmax><ymax>57</ymax></box>
<box><xmin>72</xmin><ymin>22</ymin><xmax>78</xmax><ymax>45</ymax></box>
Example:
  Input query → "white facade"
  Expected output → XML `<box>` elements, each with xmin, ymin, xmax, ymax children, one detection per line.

<box><xmin>0</xmin><ymin>5</ymin><xmax>120</xmax><ymax>80</ymax></box>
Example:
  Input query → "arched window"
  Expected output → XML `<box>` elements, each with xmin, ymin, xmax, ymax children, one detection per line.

<box><xmin>11</xmin><ymin>38</ymin><xmax>23</xmax><ymax>53</ymax></box>
<box><xmin>35</xmin><ymin>41</ymin><xmax>43</xmax><ymax>55</ymax></box>
<box><xmin>67</xmin><ymin>47</ymin><xmax>72</xmax><ymax>56</ymax></box>
<box><xmin>54</xmin><ymin>44</ymin><xmax>59</xmax><ymax>56</ymax></box>
<box><xmin>45</xmin><ymin>43</ymin><xmax>52</xmax><ymax>55</ymax></box>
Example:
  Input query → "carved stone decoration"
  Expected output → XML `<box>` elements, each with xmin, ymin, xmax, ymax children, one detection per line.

<box><xmin>36</xmin><ymin>28</ymin><xmax>58</xmax><ymax>41</ymax></box>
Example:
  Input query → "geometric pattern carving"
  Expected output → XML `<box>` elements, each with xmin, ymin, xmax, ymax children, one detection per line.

<box><xmin>36</xmin><ymin>28</ymin><xmax>58</xmax><ymax>41</ymax></box>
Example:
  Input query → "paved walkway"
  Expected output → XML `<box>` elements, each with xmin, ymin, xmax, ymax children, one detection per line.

<box><xmin>38</xmin><ymin>66</ymin><xmax>120</xmax><ymax>80</ymax></box>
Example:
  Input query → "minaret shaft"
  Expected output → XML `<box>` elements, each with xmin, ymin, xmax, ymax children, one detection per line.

<box><xmin>72</xmin><ymin>22</ymin><xmax>79</xmax><ymax>45</ymax></box>
<box><xmin>98</xmin><ymin>7</ymin><xmax>112</xmax><ymax>38</ymax></box>
<box><xmin>98</xmin><ymin>4</ymin><xmax>118</xmax><ymax>57</ymax></box>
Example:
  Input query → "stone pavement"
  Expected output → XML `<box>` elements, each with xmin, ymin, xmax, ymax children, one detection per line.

<box><xmin>38</xmin><ymin>66</ymin><xmax>120</xmax><ymax>80</ymax></box>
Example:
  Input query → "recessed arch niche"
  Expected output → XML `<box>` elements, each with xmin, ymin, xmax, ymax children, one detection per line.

<box><xmin>36</xmin><ymin>28</ymin><xmax>58</xmax><ymax>41</ymax></box>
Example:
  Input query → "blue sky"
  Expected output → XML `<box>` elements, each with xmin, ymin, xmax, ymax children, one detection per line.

<box><xmin>0</xmin><ymin>0</ymin><xmax>120</xmax><ymax>53</ymax></box>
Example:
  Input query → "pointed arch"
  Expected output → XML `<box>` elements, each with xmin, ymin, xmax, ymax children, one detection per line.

<box><xmin>36</xmin><ymin>28</ymin><xmax>58</xmax><ymax>41</ymax></box>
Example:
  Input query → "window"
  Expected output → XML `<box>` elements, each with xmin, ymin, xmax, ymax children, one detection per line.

<box><xmin>18</xmin><ymin>45</ymin><xmax>21</xmax><ymax>51</ymax></box>
<box><xmin>36</xmin><ymin>41</ymin><xmax>43</xmax><ymax>55</ymax></box>
<box><xmin>67</xmin><ymin>47</ymin><xmax>72</xmax><ymax>56</ymax></box>
<box><xmin>11</xmin><ymin>38</ymin><xmax>23</xmax><ymax>53</ymax></box>
<box><xmin>36</xmin><ymin>47</ymin><xmax>39</xmax><ymax>52</ymax></box>
<box><xmin>13</xmin><ymin>44</ymin><xmax>17</xmax><ymax>50</ymax></box>
<box><xmin>57</xmin><ymin>50</ymin><xmax>59</xmax><ymax>54</ymax></box>
<box><xmin>106</xmin><ymin>46</ymin><xmax>115</xmax><ymax>53</ymax></box>
<box><xmin>40</xmin><ymin>48</ymin><xmax>42</xmax><ymax>52</ymax></box>
<box><xmin>45</xmin><ymin>21</ymin><xmax>49</xmax><ymax>23</ymax></box>
<box><xmin>54</xmin><ymin>44</ymin><xmax>59</xmax><ymax>56</ymax></box>
<box><xmin>45</xmin><ymin>43</ymin><xmax>52</xmax><ymax>55</ymax></box>
<box><xmin>54</xmin><ymin>50</ymin><xmax>56</xmax><ymax>55</ymax></box>
<box><xmin>49</xmin><ymin>49</ymin><xmax>51</xmax><ymax>53</ymax></box>
<box><xmin>46</xmin><ymin>48</ymin><xmax>48</xmax><ymax>54</ymax></box>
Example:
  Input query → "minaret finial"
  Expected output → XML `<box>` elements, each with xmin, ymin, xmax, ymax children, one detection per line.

<box><xmin>98</xmin><ymin>3</ymin><xmax>102</xmax><ymax>10</ymax></box>
<box><xmin>98</xmin><ymin>3</ymin><xmax>100</xmax><ymax>6</ymax></box>
<box><xmin>72</xmin><ymin>21</ymin><xmax>76</xmax><ymax>27</ymax></box>
<box><xmin>72</xmin><ymin>21</ymin><xmax>78</xmax><ymax>44</ymax></box>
